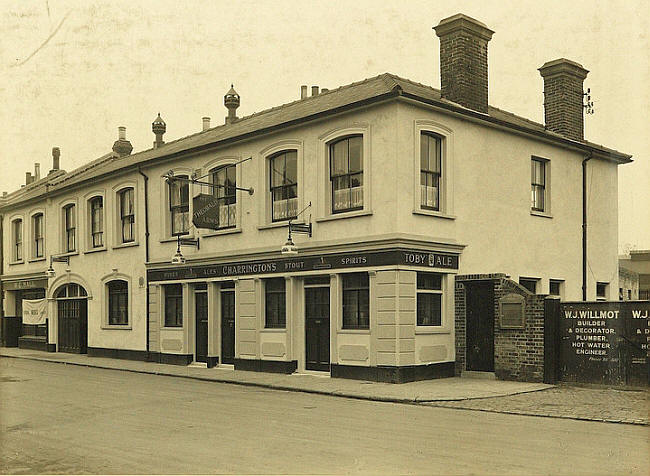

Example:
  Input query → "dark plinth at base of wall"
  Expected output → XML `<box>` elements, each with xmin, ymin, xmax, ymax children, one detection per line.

<box><xmin>206</xmin><ymin>357</ymin><xmax>219</xmax><ymax>368</ymax></box>
<box><xmin>88</xmin><ymin>347</ymin><xmax>149</xmax><ymax>362</ymax></box>
<box><xmin>18</xmin><ymin>337</ymin><xmax>49</xmax><ymax>352</ymax></box>
<box><xmin>234</xmin><ymin>358</ymin><xmax>298</xmax><ymax>374</ymax></box>
<box><xmin>145</xmin><ymin>352</ymin><xmax>194</xmax><ymax>366</ymax></box>
<box><xmin>331</xmin><ymin>362</ymin><xmax>455</xmax><ymax>384</ymax></box>
<box><xmin>47</xmin><ymin>344</ymin><xmax>56</xmax><ymax>352</ymax></box>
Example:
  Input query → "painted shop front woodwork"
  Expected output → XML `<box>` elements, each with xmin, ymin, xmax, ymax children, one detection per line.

<box><xmin>55</xmin><ymin>284</ymin><xmax>89</xmax><ymax>354</ymax></box>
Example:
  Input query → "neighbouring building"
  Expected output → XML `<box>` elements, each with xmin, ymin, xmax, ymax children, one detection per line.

<box><xmin>0</xmin><ymin>14</ymin><xmax>632</xmax><ymax>382</ymax></box>
<box><xmin>620</xmin><ymin>251</ymin><xmax>650</xmax><ymax>301</ymax></box>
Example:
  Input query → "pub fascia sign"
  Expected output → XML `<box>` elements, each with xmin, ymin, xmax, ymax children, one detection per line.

<box><xmin>148</xmin><ymin>249</ymin><xmax>459</xmax><ymax>282</ymax></box>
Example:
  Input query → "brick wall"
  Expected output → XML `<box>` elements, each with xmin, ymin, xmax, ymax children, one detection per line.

<box><xmin>455</xmin><ymin>274</ymin><xmax>546</xmax><ymax>382</ymax></box>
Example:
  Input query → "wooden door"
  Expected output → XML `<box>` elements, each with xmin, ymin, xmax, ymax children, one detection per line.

<box><xmin>305</xmin><ymin>286</ymin><xmax>330</xmax><ymax>371</ymax></box>
<box><xmin>57</xmin><ymin>299</ymin><xmax>88</xmax><ymax>354</ymax></box>
<box><xmin>465</xmin><ymin>281</ymin><xmax>494</xmax><ymax>372</ymax></box>
<box><xmin>220</xmin><ymin>290</ymin><xmax>235</xmax><ymax>364</ymax></box>
<box><xmin>195</xmin><ymin>291</ymin><xmax>208</xmax><ymax>363</ymax></box>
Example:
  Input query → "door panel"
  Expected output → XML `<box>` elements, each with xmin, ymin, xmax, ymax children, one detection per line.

<box><xmin>465</xmin><ymin>282</ymin><xmax>494</xmax><ymax>372</ymax></box>
<box><xmin>221</xmin><ymin>291</ymin><xmax>235</xmax><ymax>364</ymax></box>
<box><xmin>305</xmin><ymin>287</ymin><xmax>330</xmax><ymax>371</ymax></box>
<box><xmin>195</xmin><ymin>292</ymin><xmax>208</xmax><ymax>363</ymax></box>
<box><xmin>57</xmin><ymin>299</ymin><xmax>87</xmax><ymax>354</ymax></box>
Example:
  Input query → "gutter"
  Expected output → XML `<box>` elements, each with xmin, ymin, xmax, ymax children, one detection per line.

<box><xmin>137</xmin><ymin>168</ymin><xmax>150</xmax><ymax>356</ymax></box>
<box><xmin>582</xmin><ymin>153</ymin><xmax>593</xmax><ymax>301</ymax></box>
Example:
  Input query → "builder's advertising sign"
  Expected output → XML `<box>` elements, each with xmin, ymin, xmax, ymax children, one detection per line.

<box><xmin>559</xmin><ymin>302</ymin><xmax>649</xmax><ymax>386</ymax></box>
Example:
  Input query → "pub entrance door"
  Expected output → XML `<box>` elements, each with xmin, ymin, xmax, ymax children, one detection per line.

<box><xmin>55</xmin><ymin>284</ymin><xmax>88</xmax><ymax>354</ymax></box>
<box><xmin>305</xmin><ymin>277</ymin><xmax>331</xmax><ymax>371</ymax></box>
<box><xmin>220</xmin><ymin>282</ymin><xmax>236</xmax><ymax>365</ymax></box>
<box><xmin>194</xmin><ymin>284</ymin><xmax>208</xmax><ymax>363</ymax></box>
<box><xmin>465</xmin><ymin>281</ymin><xmax>495</xmax><ymax>372</ymax></box>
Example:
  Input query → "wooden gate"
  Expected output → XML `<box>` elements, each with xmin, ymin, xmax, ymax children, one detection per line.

<box><xmin>56</xmin><ymin>284</ymin><xmax>88</xmax><ymax>354</ymax></box>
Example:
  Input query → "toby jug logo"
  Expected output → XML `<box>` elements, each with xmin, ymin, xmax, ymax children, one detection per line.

<box><xmin>428</xmin><ymin>253</ymin><xmax>435</xmax><ymax>267</ymax></box>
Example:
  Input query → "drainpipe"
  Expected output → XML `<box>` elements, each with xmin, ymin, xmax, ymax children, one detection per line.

<box><xmin>582</xmin><ymin>153</ymin><xmax>593</xmax><ymax>301</ymax></box>
<box><xmin>138</xmin><ymin>168</ymin><xmax>150</xmax><ymax>356</ymax></box>
<box><xmin>0</xmin><ymin>214</ymin><xmax>4</xmax><ymax>325</ymax></box>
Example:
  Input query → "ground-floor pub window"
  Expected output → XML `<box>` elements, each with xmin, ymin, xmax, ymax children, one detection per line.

<box><xmin>164</xmin><ymin>284</ymin><xmax>183</xmax><ymax>327</ymax></box>
<box><xmin>342</xmin><ymin>272</ymin><xmax>369</xmax><ymax>329</ymax></box>
<box><xmin>417</xmin><ymin>272</ymin><xmax>442</xmax><ymax>326</ymax></box>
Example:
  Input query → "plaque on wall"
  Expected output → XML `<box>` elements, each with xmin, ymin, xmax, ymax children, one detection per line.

<box><xmin>499</xmin><ymin>293</ymin><xmax>525</xmax><ymax>329</ymax></box>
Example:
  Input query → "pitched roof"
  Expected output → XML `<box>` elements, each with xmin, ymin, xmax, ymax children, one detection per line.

<box><xmin>1</xmin><ymin>73</ymin><xmax>632</xmax><ymax>209</ymax></box>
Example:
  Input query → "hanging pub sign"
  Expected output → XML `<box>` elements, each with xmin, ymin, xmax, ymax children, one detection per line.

<box><xmin>22</xmin><ymin>299</ymin><xmax>47</xmax><ymax>325</ymax></box>
<box><xmin>148</xmin><ymin>248</ymin><xmax>459</xmax><ymax>282</ymax></box>
<box><xmin>192</xmin><ymin>193</ymin><xmax>220</xmax><ymax>230</ymax></box>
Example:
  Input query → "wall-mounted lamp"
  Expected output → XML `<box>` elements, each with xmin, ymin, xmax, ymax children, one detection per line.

<box><xmin>281</xmin><ymin>202</ymin><xmax>312</xmax><ymax>256</ymax></box>
<box><xmin>171</xmin><ymin>235</ymin><xmax>200</xmax><ymax>265</ymax></box>
<box><xmin>45</xmin><ymin>255</ymin><xmax>70</xmax><ymax>278</ymax></box>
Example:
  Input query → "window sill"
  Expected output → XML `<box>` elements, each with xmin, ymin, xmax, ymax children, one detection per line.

<box><xmin>8</xmin><ymin>260</ymin><xmax>24</xmax><ymax>266</ymax></box>
<box><xmin>101</xmin><ymin>325</ymin><xmax>132</xmax><ymax>330</ymax></box>
<box><xmin>84</xmin><ymin>247</ymin><xmax>107</xmax><ymax>254</ymax></box>
<box><xmin>112</xmin><ymin>241</ymin><xmax>139</xmax><ymax>250</ymax></box>
<box><xmin>338</xmin><ymin>328</ymin><xmax>370</xmax><ymax>334</ymax></box>
<box><xmin>260</xmin><ymin>328</ymin><xmax>286</xmax><ymax>333</ymax></box>
<box><xmin>316</xmin><ymin>210</ymin><xmax>373</xmax><ymax>223</ymax></box>
<box><xmin>530</xmin><ymin>210</ymin><xmax>553</xmax><ymax>219</ymax></box>
<box><xmin>161</xmin><ymin>326</ymin><xmax>184</xmax><ymax>330</ymax></box>
<box><xmin>58</xmin><ymin>251</ymin><xmax>79</xmax><ymax>258</ymax></box>
<box><xmin>412</xmin><ymin>209</ymin><xmax>456</xmax><ymax>220</ymax></box>
<box><xmin>415</xmin><ymin>326</ymin><xmax>451</xmax><ymax>335</ymax></box>
<box><xmin>28</xmin><ymin>257</ymin><xmax>47</xmax><ymax>263</ymax></box>
<box><xmin>202</xmin><ymin>227</ymin><xmax>242</xmax><ymax>238</ymax></box>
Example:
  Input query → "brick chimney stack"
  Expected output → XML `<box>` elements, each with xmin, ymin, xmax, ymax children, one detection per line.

<box><xmin>434</xmin><ymin>14</ymin><xmax>494</xmax><ymax>114</ymax></box>
<box><xmin>538</xmin><ymin>58</ymin><xmax>589</xmax><ymax>141</ymax></box>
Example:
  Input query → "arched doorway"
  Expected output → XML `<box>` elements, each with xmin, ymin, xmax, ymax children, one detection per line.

<box><xmin>55</xmin><ymin>283</ymin><xmax>88</xmax><ymax>353</ymax></box>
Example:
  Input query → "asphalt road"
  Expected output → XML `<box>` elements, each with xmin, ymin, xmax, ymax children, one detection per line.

<box><xmin>1</xmin><ymin>358</ymin><xmax>647</xmax><ymax>475</ymax></box>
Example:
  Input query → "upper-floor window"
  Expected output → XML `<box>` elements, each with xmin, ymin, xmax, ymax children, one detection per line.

<box><xmin>12</xmin><ymin>219</ymin><xmax>23</xmax><ymax>261</ymax></box>
<box><xmin>107</xmin><ymin>280</ymin><xmax>128</xmax><ymax>325</ymax></box>
<box><xmin>420</xmin><ymin>132</ymin><xmax>442</xmax><ymax>211</ymax></box>
<box><xmin>417</xmin><ymin>272</ymin><xmax>443</xmax><ymax>326</ymax></box>
<box><xmin>531</xmin><ymin>158</ymin><xmax>546</xmax><ymax>212</ymax></box>
<box><xmin>63</xmin><ymin>204</ymin><xmax>76</xmax><ymax>252</ymax></box>
<box><xmin>342</xmin><ymin>272</ymin><xmax>369</xmax><ymax>329</ymax></box>
<box><xmin>549</xmin><ymin>279</ymin><xmax>563</xmax><ymax>297</ymax></box>
<box><xmin>212</xmin><ymin>164</ymin><xmax>236</xmax><ymax>229</ymax></box>
<box><xmin>89</xmin><ymin>197</ymin><xmax>104</xmax><ymax>248</ymax></box>
<box><xmin>269</xmin><ymin>151</ymin><xmax>298</xmax><ymax>222</ymax></box>
<box><xmin>596</xmin><ymin>282</ymin><xmax>608</xmax><ymax>300</ymax></box>
<box><xmin>32</xmin><ymin>213</ymin><xmax>44</xmax><ymax>258</ymax></box>
<box><xmin>118</xmin><ymin>188</ymin><xmax>135</xmax><ymax>243</ymax></box>
<box><xmin>169</xmin><ymin>176</ymin><xmax>189</xmax><ymax>236</ymax></box>
<box><xmin>264</xmin><ymin>278</ymin><xmax>286</xmax><ymax>328</ymax></box>
<box><xmin>329</xmin><ymin>135</ymin><xmax>363</xmax><ymax>214</ymax></box>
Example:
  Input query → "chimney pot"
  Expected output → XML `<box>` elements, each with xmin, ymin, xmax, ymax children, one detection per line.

<box><xmin>113</xmin><ymin>126</ymin><xmax>133</xmax><ymax>157</ymax></box>
<box><xmin>152</xmin><ymin>113</ymin><xmax>166</xmax><ymax>148</ymax></box>
<box><xmin>301</xmin><ymin>85</ymin><xmax>308</xmax><ymax>99</ymax></box>
<box><xmin>50</xmin><ymin>147</ymin><xmax>61</xmax><ymax>174</ymax></box>
<box><xmin>311</xmin><ymin>85</ymin><xmax>319</xmax><ymax>96</ymax></box>
<box><xmin>34</xmin><ymin>163</ymin><xmax>41</xmax><ymax>181</ymax></box>
<box><xmin>26</xmin><ymin>172</ymin><xmax>33</xmax><ymax>185</ymax></box>
<box><xmin>538</xmin><ymin>58</ymin><xmax>589</xmax><ymax>141</ymax></box>
<box><xmin>202</xmin><ymin>117</ymin><xmax>211</xmax><ymax>131</ymax></box>
<box><xmin>434</xmin><ymin>13</ymin><xmax>494</xmax><ymax>113</ymax></box>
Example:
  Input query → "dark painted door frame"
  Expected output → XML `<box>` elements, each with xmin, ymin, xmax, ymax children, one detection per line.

<box><xmin>305</xmin><ymin>285</ymin><xmax>331</xmax><ymax>372</ymax></box>
<box><xmin>194</xmin><ymin>288</ymin><xmax>208</xmax><ymax>363</ymax></box>
<box><xmin>220</xmin><ymin>288</ymin><xmax>235</xmax><ymax>365</ymax></box>
<box><xmin>465</xmin><ymin>280</ymin><xmax>495</xmax><ymax>372</ymax></box>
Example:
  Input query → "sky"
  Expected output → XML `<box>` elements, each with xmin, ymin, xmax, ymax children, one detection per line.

<box><xmin>1</xmin><ymin>0</ymin><xmax>648</xmax><ymax>251</ymax></box>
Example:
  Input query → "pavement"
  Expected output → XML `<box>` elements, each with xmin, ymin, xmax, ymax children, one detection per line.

<box><xmin>1</xmin><ymin>346</ymin><xmax>648</xmax><ymax>425</ymax></box>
